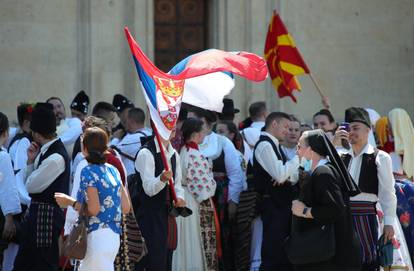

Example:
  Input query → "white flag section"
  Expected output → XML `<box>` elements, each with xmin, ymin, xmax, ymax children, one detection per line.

<box><xmin>181</xmin><ymin>72</ymin><xmax>235</xmax><ymax>113</ymax></box>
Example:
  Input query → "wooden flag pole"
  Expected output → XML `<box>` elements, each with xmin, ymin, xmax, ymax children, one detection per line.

<box><xmin>151</xmin><ymin>120</ymin><xmax>178</xmax><ymax>203</ymax></box>
<box><xmin>309</xmin><ymin>73</ymin><xmax>325</xmax><ymax>98</ymax></box>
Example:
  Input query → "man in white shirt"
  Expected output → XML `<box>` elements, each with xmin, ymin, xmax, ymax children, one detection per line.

<box><xmin>46</xmin><ymin>97</ymin><xmax>82</xmax><ymax>157</ymax></box>
<box><xmin>13</xmin><ymin>103</ymin><xmax>70</xmax><ymax>271</ymax></box>
<box><xmin>0</xmin><ymin>112</ymin><xmax>22</xmax><ymax>271</ymax></box>
<box><xmin>111</xmin><ymin>108</ymin><xmax>151</xmax><ymax>176</ymax></box>
<box><xmin>240</xmin><ymin>101</ymin><xmax>268</xmax><ymax>150</ymax></box>
<box><xmin>334</xmin><ymin>107</ymin><xmax>396</xmax><ymax>271</ymax></box>
<box><xmin>112</xmin><ymin>94</ymin><xmax>135</xmax><ymax>141</ymax></box>
<box><xmin>281</xmin><ymin>115</ymin><xmax>301</xmax><ymax>161</ymax></box>
<box><xmin>7</xmin><ymin>104</ymin><xmax>33</xmax><ymax>206</ymax></box>
<box><xmin>252</xmin><ymin>112</ymin><xmax>299</xmax><ymax>271</ymax></box>
<box><xmin>134</xmin><ymin>132</ymin><xmax>186</xmax><ymax>271</ymax></box>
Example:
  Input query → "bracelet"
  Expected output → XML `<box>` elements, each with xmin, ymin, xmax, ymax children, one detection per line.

<box><xmin>72</xmin><ymin>200</ymin><xmax>77</xmax><ymax>208</ymax></box>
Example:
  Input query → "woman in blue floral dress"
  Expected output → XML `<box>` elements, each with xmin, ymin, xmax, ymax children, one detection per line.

<box><xmin>55</xmin><ymin>127</ymin><xmax>130</xmax><ymax>271</ymax></box>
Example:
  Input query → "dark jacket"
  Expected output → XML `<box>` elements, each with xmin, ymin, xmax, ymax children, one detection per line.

<box><xmin>296</xmin><ymin>163</ymin><xmax>361</xmax><ymax>270</ymax></box>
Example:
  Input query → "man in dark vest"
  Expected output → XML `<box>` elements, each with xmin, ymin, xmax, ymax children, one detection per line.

<box><xmin>134</xmin><ymin>130</ymin><xmax>186</xmax><ymax>271</ymax></box>
<box><xmin>13</xmin><ymin>103</ymin><xmax>70</xmax><ymax>271</ymax></box>
<box><xmin>252</xmin><ymin>112</ymin><xmax>299</xmax><ymax>271</ymax></box>
<box><xmin>334</xmin><ymin>107</ymin><xmax>396</xmax><ymax>271</ymax></box>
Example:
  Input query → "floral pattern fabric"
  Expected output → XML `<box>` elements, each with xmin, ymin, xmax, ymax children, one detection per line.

<box><xmin>182</xmin><ymin>147</ymin><xmax>216</xmax><ymax>203</ymax></box>
<box><xmin>77</xmin><ymin>163</ymin><xmax>122</xmax><ymax>234</ymax></box>
<box><xmin>396</xmin><ymin>179</ymin><xmax>414</xmax><ymax>266</ymax></box>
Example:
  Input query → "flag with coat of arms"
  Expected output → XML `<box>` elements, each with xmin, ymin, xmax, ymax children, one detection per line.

<box><xmin>124</xmin><ymin>27</ymin><xmax>268</xmax><ymax>139</ymax></box>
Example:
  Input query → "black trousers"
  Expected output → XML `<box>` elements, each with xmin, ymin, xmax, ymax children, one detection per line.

<box><xmin>260</xmin><ymin>198</ymin><xmax>293</xmax><ymax>271</ymax></box>
<box><xmin>134</xmin><ymin>209</ymin><xmax>169</xmax><ymax>271</ymax></box>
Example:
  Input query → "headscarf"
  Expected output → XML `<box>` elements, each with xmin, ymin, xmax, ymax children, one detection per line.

<box><xmin>305</xmin><ymin>129</ymin><xmax>360</xmax><ymax>196</ymax></box>
<box><xmin>366</xmin><ymin>108</ymin><xmax>381</xmax><ymax>147</ymax></box>
<box><xmin>388</xmin><ymin>108</ymin><xmax>414</xmax><ymax>178</ymax></box>
<box><xmin>375</xmin><ymin>117</ymin><xmax>389</xmax><ymax>148</ymax></box>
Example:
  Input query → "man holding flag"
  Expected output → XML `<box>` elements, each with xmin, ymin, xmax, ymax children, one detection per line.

<box><xmin>124</xmin><ymin>27</ymin><xmax>267</xmax><ymax>270</ymax></box>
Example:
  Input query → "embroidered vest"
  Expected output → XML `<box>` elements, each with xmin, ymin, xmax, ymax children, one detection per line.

<box><xmin>341</xmin><ymin>149</ymin><xmax>379</xmax><ymax>195</ymax></box>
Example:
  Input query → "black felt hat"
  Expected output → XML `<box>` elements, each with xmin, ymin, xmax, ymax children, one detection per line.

<box><xmin>30</xmin><ymin>103</ymin><xmax>56</xmax><ymax>135</ymax></box>
<box><xmin>221</xmin><ymin>98</ymin><xmax>239</xmax><ymax>115</ymax></box>
<box><xmin>345</xmin><ymin>107</ymin><xmax>371</xmax><ymax>128</ymax></box>
<box><xmin>70</xmin><ymin>90</ymin><xmax>89</xmax><ymax>114</ymax></box>
<box><xmin>112</xmin><ymin>94</ymin><xmax>134</xmax><ymax>113</ymax></box>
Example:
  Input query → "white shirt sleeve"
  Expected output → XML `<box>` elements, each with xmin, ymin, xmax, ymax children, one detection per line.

<box><xmin>222</xmin><ymin>138</ymin><xmax>247</xmax><ymax>204</ymax></box>
<box><xmin>254</xmin><ymin>141</ymin><xmax>299</xmax><ymax>183</ymax></box>
<box><xmin>25</xmin><ymin>153</ymin><xmax>66</xmax><ymax>194</ymax></box>
<box><xmin>376</xmin><ymin>151</ymin><xmax>397</xmax><ymax>225</ymax></box>
<box><xmin>173</xmin><ymin>151</ymin><xmax>185</xmax><ymax>201</ymax></box>
<box><xmin>135</xmin><ymin>148</ymin><xmax>166</xmax><ymax>197</ymax></box>
<box><xmin>0</xmin><ymin>152</ymin><xmax>22</xmax><ymax>215</ymax></box>
<box><xmin>64</xmin><ymin>159</ymin><xmax>87</xmax><ymax>235</ymax></box>
<box><xmin>59</xmin><ymin>118</ymin><xmax>82</xmax><ymax>145</ymax></box>
<box><xmin>13</xmin><ymin>138</ymin><xmax>30</xmax><ymax>171</ymax></box>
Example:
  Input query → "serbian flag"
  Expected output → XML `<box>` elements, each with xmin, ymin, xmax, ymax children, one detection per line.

<box><xmin>125</xmin><ymin>27</ymin><xmax>267</xmax><ymax>139</ymax></box>
<box><xmin>264</xmin><ymin>11</ymin><xmax>310</xmax><ymax>102</ymax></box>
<box><xmin>170</xmin><ymin>56</ymin><xmax>236</xmax><ymax>113</ymax></box>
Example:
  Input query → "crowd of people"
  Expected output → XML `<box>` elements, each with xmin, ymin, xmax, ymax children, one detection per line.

<box><xmin>0</xmin><ymin>90</ymin><xmax>414</xmax><ymax>271</ymax></box>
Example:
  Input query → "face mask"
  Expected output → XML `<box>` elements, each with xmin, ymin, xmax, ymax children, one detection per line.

<box><xmin>301</xmin><ymin>157</ymin><xmax>312</xmax><ymax>172</ymax></box>
<box><xmin>300</xmin><ymin>148</ymin><xmax>313</xmax><ymax>172</ymax></box>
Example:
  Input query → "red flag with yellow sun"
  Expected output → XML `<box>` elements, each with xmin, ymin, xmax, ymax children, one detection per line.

<box><xmin>264</xmin><ymin>11</ymin><xmax>310</xmax><ymax>102</ymax></box>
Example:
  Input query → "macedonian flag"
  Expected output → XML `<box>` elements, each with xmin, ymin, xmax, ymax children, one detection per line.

<box><xmin>264</xmin><ymin>11</ymin><xmax>310</xmax><ymax>102</ymax></box>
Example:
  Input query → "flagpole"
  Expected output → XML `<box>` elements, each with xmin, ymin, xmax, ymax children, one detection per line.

<box><xmin>151</xmin><ymin>120</ymin><xmax>178</xmax><ymax>203</ymax></box>
<box><xmin>308</xmin><ymin>73</ymin><xmax>325</xmax><ymax>98</ymax></box>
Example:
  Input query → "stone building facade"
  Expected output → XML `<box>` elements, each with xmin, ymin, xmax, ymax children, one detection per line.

<box><xmin>1</xmin><ymin>0</ymin><xmax>413</xmax><ymax>125</ymax></box>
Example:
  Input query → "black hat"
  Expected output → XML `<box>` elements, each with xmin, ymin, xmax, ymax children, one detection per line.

<box><xmin>222</xmin><ymin>98</ymin><xmax>239</xmax><ymax>115</ymax></box>
<box><xmin>345</xmin><ymin>107</ymin><xmax>371</xmax><ymax>128</ymax></box>
<box><xmin>30</xmin><ymin>103</ymin><xmax>56</xmax><ymax>135</ymax></box>
<box><xmin>112</xmin><ymin>94</ymin><xmax>134</xmax><ymax>113</ymax></box>
<box><xmin>70</xmin><ymin>90</ymin><xmax>89</xmax><ymax>114</ymax></box>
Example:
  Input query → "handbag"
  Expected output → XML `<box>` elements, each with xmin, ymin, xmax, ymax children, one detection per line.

<box><xmin>378</xmin><ymin>234</ymin><xmax>393</xmax><ymax>268</ymax></box>
<box><xmin>62</xmin><ymin>204</ymin><xmax>88</xmax><ymax>260</ymax></box>
<box><xmin>284</xmin><ymin>217</ymin><xmax>335</xmax><ymax>265</ymax></box>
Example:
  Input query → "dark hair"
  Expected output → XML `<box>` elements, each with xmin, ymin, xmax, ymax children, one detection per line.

<box><xmin>83</xmin><ymin>116</ymin><xmax>111</xmax><ymax>136</ymax></box>
<box><xmin>289</xmin><ymin>114</ymin><xmax>300</xmax><ymax>124</ymax></box>
<box><xmin>181</xmin><ymin>118</ymin><xmax>204</xmax><ymax>142</ymax></box>
<box><xmin>218</xmin><ymin>120</ymin><xmax>245</xmax><ymax>153</ymax></box>
<box><xmin>46</xmin><ymin>97</ymin><xmax>65</xmax><ymax>109</ymax></box>
<box><xmin>218</xmin><ymin>120</ymin><xmax>239</xmax><ymax>136</ymax></box>
<box><xmin>92</xmin><ymin>102</ymin><xmax>117</xmax><ymax>116</ymax></box>
<box><xmin>249</xmin><ymin>101</ymin><xmax>267</xmax><ymax>120</ymax></box>
<box><xmin>83</xmin><ymin>127</ymin><xmax>108</xmax><ymax>164</ymax></box>
<box><xmin>127</xmin><ymin>107</ymin><xmax>145</xmax><ymax>124</ymax></box>
<box><xmin>17</xmin><ymin>103</ymin><xmax>33</xmax><ymax>126</ymax></box>
<box><xmin>46</xmin><ymin>96</ymin><xmax>64</xmax><ymax>104</ymax></box>
<box><xmin>313</xmin><ymin>109</ymin><xmax>335</xmax><ymax>123</ymax></box>
<box><xmin>265</xmin><ymin>112</ymin><xmax>291</xmax><ymax>129</ymax></box>
<box><xmin>178</xmin><ymin>108</ymin><xmax>188</xmax><ymax>121</ymax></box>
<box><xmin>190</xmin><ymin>107</ymin><xmax>217</xmax><ymax>125</ymax></box>
<box><xmin>0</xmin><ymin>112</ymin><xmax>9</xmax><ymax>136</ymax></box>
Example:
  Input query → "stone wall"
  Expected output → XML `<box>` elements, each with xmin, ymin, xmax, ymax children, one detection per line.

<box><xmin>1</xmin><ymin>0</ymin><xmax>413</xmax><ymax>126</ymax></box>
